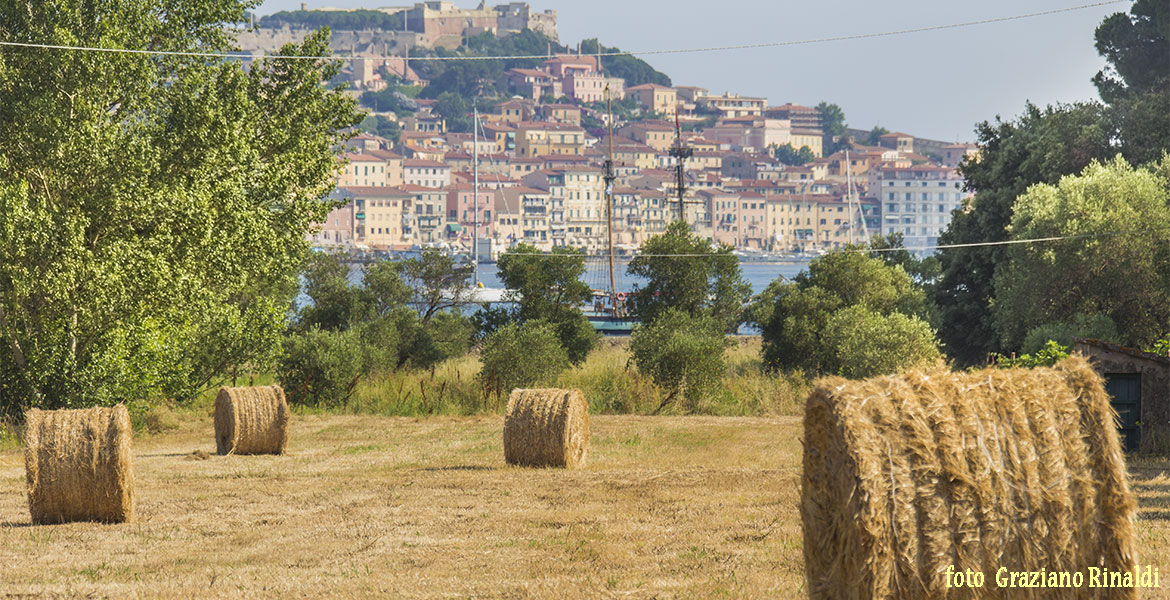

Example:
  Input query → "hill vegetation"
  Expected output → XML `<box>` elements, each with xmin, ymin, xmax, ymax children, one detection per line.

<box><xmin>259</xmin><ymin>9</ymin><xmax>404</xmax><ymax>30</ymax></box>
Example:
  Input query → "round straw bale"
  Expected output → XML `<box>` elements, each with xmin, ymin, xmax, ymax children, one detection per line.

<box><xmin>801</xmin><ymin>356</ymin><xmax>1138</xmax><ymax>600</ymax></box>
<box><xmin>214</xmin><ymin>385</ymin><xmax>290</xmax><ymax>455</ymax></box>
<box><xmin>24</xmin><ymin>404</ymin><xmax>134</xmax><ymax>524</ymax></box>
<box><xmin>503</xmin><ymin>388</ymin><xmax>589</xmax><ymax>468</ymax></box>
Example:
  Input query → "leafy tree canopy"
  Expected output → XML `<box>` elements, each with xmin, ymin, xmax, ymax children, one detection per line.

<box><xmin>627</xmin><ymin>221</ymin><xmax>751</xmax><ymax>332</ymax></box>
<box><xmin>630</xmin><ymin>308</ymin><xmax>729</xmax><ymax>413</ymax></box>
<box><xmin>993</xmin><ymin>156</ymin><xmax>1170</xmax><ymax>351</ymax></box>
<box><xmin>358</xmin><ymin>114</ymin><xmax>402</xmax><ymax>143</ymax></box>
<box><xmin>1092</xmin><ymin>0</ymin><xmax>1169</xmax><ymax>103</ymax></box>
<box><xmin>0</xmin><ymin>2</ymin><xmax>360</xmax><ymax>411</ymax></box>
<box><xmin>932</xmin><ymin>102</ymin><xmax>1114</xmax><ymax>365</ymax></box>
<box><xmin>865</xmin><ymin>126</ymin><xmax>889</xmax><ymax>146</ymax></box>
<box><xmin>495</xmin><ymin>243</ymin><xmax>597</xmax><ymax>363</ymax></box>
<box><xmin>771</xmin><ymin>144</ymin><xmax>815</xmax><ymax>166</ymax></box>
<box><xmin>760</xmin><ymin>251</ymin><xmax>936</xmax><ymax>375</ymax></box>
<box><xmin>816</xmin><ymin>101</ymin><xmax>847</xmax><ymax>155</ymax></box>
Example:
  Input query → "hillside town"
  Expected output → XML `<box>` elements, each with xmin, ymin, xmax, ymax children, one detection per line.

<box><xmin>245</xmin><ymin>1</ymin><xmax>980</xmax><ymax>256</ymax></box>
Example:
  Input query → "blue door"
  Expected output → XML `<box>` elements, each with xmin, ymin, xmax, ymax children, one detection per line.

<box><xmin>1104</xmin><ymin>373</ymin><xmax>1141</xmax><ymax>452</ymax></box>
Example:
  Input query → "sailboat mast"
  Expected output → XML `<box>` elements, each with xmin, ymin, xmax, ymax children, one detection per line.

<box><xmin>473</xmin><ymin>104</ymin><xmax>479</xmax><ymax>286</ymax></box>
<box><xmin>603</xmin><ymin>89</ymin><xmax>617</xmax><ymax>309</ymax></box>
<box><xmin>845</xmin><ymin>149</ymin><xmax>855</xmax><ymax>245</ymax></box>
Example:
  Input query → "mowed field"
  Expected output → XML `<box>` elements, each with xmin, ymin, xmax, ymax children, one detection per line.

<box><xmin>1</xmin><ymin>414</ymin><xmax>1170</xmax><ymax>599</ymax></box>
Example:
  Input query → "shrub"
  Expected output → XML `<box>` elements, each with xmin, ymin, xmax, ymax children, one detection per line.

<box><xmin>630</xmin><ymin>308</ymin><xmax>730</xmax><ymax>413</ymax></box>
<box><xmin>556</xmin><ymin>312</ymin><xmax>601</xmax><ymax>365</ymax></box>
<box><xmin>277</xmin><ymin>322</ymin><xmax>393</xmax><ymax>407</ymax></box>
<box><xmin>761</xmin><ymin>251</ymin><xmax>936</xmax><ymax>375</ymax></box>
<box><xmin>1020</xmin><ymin>313</ymin><xmax>1119</xmax><ymax>354</ymax></box>
<box><xmin>479</xmin><ymin>320</ymin><xmax>570</xmax><ymax>397</ymax></box>
<box><xmin>993</xmin><ymin>340</ymin><xmax>1071</xmax><ymax>369</ymax></box>
<box><xmin>821</xmin><ymin>305</ymin><xmax>941</xmax><ymax>378</ymax></box>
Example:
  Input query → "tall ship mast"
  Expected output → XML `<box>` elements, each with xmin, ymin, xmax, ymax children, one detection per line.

<box><xmin>602</xmin><ymin>89</ymin><xmax>617</xmax><ymax>313</ymax></box>
<box><xmin>667</xmin><ymin>111</ymin><xmax>694</xmax><ymax>226</ymax></box>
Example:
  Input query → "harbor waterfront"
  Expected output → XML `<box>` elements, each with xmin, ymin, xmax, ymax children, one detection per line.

<box><xmin>339</xmin><ymin>256</ymin><xmax>809</xmax><ymax>299</ymax></box>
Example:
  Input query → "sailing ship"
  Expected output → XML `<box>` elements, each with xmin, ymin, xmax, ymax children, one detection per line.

<box><xmin>583</xmin><ymin>85</ymin><xmax>636</xmax><ymax>335</ymax></box>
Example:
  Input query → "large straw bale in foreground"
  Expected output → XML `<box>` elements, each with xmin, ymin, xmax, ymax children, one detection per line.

<box><xmin>215</xmin><ymin>385</ymin><xmax>290</xmax><ymax>455</ymax></box>
<box><xmin>801</xmin><ymin>356</ymin><xmax>1138</xmax><ymax>600</ymax></box>
<box><xmin>25</xmin><ymin>405</ymin><xmax>135</xmax><ymax>524</ymax></box>
<box><xmin>504</xmin><ymin>389</ymin><xmax>589</xmax><ymax>468</ymax></box>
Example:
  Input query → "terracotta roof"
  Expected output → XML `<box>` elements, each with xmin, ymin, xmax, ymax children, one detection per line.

<box><xmin>345</xmin><ymin>152</ymin><xmax>386</xmax><ymax>162</ymax></box>
<box><xmin>340</xmin><ymin>186</ymin><xmax>411</xmax><ymax>196</ymax></box>
<box><xmin>399</xmin><ymin>184</ymin><xmax>443</xmax><ymax>192</ymax></box>
<box><xmin>627</xmin><ymin>83</ymin><xmax>674</xmax><ymax>92</ymax></box>
<box><xmin>365</xmin><ymin>149</ymin><xmax>402</xmax><ymax>160</ymax></box>
<box><xmin>404</xmin><ymin>159</ymin><xmax>450</xmax><ymax>168</ymax></box>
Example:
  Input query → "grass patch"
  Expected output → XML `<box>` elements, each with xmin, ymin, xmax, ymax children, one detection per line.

<box><xmin>164</xmin><ymin>337</ymin><xmax>807</xmax><ymax>418</ymax></box>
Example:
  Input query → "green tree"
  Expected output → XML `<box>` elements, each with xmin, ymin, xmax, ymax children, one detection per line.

<box><xmin>358</xmin><ymin>114</ymin><xmax>402</xmax><ymax>143</ymax></box>
<box><xmin>868</xmin><ymin>232</ymin><xmax>941</xmax><ymax>298</ymax></box>
<box><xmin>771</xmin><ymin>144</ymin><xmax>815</xmax><ymax>166</ymax></box>
<box><xmin>932</xmin><ymin>102</ymin><xmax>1114</xmax><ymax>365</ymax></box>
<box><xmin>1092</xmin><ymin>0</ymin><xmax>1169</xmax><ymax>103</ymax></box>
<box><xmin>0</xmin><ymin>3</ymin><xmax>360</xmax><ymax>411</ymax></box>
<box><xmin>359</xmin><ymin>84</ymin><xmax>419</xmax><ymax>116</ymax></box>
<box><xmin>630</xmin><ymin>308</ymin><xmax>730</xmax><ymax>413</ymax></box>
<box><xmin>1093</xmin><ymin>0</ymin><xmax>1170</xmax><ymax>167</ymax></box>
<box><xmin>399</xmin><ymin>249</ymin><xmax>475</xmax><ymax>323</ymax></box>
<box><xmin>1020</xmin><ymin>313</ymin><xmax>1119</xmax><ymax>355</ymax></box>
<box><xmin>479</xmin><ymin>320</ymin><xmax>569</xmax><ymax>396</ymax></box>
<box><xmin>627</xmin><ymin>221</ymin><xmax>751</xmax><ymax>331</ymax></box>
<box><xmin>497</xmin><ymin>244</ymin><xmax>591</xmax><ymax>323</ymax></box>
<box><xmin>865</xmin><ymin>126</ymin><xmax>889</xmax><ymax>146</ymax></box>
<box><xmin>278</xmin><ymin>319</ymin><xmax>396</xmax><ymax>408</ymax></box>
<box><xmin>993</xmin><ymin>157</ymin><xmax>1170</xmax><ymax>351</ymax></box>
<box><xmin>434</xmin><ymin>91</ymin><xmax>473</xmax><ymax>132</ymax></box>
<box><xmin>761</xmin><ymin>251</ymin><xmax>934</xmax><ymax>374</ymax></box>
<box><xmin>821</xmin><ymin>305</ymin><xmax>940</xmax><ymax>378</ymax></box>
<box><xmin>495</xmin><ymin>244</ymin><xmax>597</xmax><ymax>363</ymax></box>
<box><xmin>298</xmin><ymin>252</ymin><xmax>368</xmax><ymax>332</ymax></box>
<box><xmin>816</xmin><ymin>101</ymin><xmax>847</xmax><ymax>155</ymax></box>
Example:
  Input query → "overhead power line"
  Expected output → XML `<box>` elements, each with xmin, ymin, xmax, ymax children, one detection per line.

<box><xmin>0</xmin><ymin>1</ymin><xmax>1125</xmax><ymax>62</ymax></box>
<box><xmin>496</xmin><ymin>224</ymin><xmax>1170</xmax><ymax>259</ymax></box>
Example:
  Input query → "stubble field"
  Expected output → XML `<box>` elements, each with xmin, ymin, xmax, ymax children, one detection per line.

<box><xmin>2</xmin><ymin>414</ymin><xmax>1170</xmax><ymax>598</ymax></box>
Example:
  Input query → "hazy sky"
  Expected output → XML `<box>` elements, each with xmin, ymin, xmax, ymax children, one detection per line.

<box><xmin>254</xmin><ymin>0</ymin><xmax>1124</xmax><ymax>142</ymax></box>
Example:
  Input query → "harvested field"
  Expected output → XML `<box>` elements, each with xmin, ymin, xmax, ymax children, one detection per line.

<box><xmin>2</xmin><ymin>414</ymin><xmax>1169</xmax><ymax>598</ymax></box>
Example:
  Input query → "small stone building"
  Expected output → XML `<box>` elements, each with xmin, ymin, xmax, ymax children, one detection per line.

<box><xmin>1074</xmin><ymin>339</ymin><xmax>1170</xmax><ymax>454</ymax></box>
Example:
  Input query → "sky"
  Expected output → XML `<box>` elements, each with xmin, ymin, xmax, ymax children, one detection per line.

<box><xmin>253</xmin><ymin>0</ymin><xmax>1126</xmax><ymax>142</ymax></box>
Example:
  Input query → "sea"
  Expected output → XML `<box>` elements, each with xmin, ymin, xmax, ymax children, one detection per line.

<box><xmin>337</xmin><ymin>258</ymin><xmax>808</xmax><ymax>297</ymax></box>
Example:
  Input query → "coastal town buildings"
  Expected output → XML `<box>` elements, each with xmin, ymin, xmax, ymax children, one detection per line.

<box><xmin>303</xmin><ymin>3</ymin><xmax>973</xmax><ymax>257</ymax></box>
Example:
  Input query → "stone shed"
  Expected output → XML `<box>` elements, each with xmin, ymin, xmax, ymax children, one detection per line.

<box><xmin>1074</xmin><ymin>339</ymin><xmax>1170</xmax><ymax>454</ymax></box>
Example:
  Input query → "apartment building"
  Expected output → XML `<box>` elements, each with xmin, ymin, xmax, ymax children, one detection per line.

<box><xmin>403</xmin><ymin>185</ymin><xmax>447</xmax><ymax>244</ymax></box>
<box><xmin>871</xmin><ymin>164</ymin><xmax>970</xmax><ymax>250</ymax></box>
<box><xmin>697</xmin><ymin>92</ymin><xmax>766</xmax><ymax>118</ymax></box>
<box><xmin>351</xmin><ymin>186</ymin><xmax>413</xmax><ymax>249</ymax></box>
<box><xmin>446</xmin><ymin>185</ymin><xmax>497</xmax><ymax>245</ymax></box>
<box><xmin>340</xmin><ymin>153</ymin><xmax>391</xmax><ymax>187</ymax></box>
<box><xmin>626</xmin><ymin>83</ymin><xmax>677</xmax><ymax>115</ymax></box>
<box><xmin>403</xmin><ymin>159</ymin><xmax>452</xmax><ymax>188</ymax></box>
<box><xmin>514</xmin><ymin>122</ymin><xmax>585</xmax><ymax>157</ymax></box>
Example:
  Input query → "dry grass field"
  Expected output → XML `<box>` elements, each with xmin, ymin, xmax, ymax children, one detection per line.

<box><xmin>2</xmin><ymin>413</ymin><xmax>1170</xmax><ymax>599</ymax></box>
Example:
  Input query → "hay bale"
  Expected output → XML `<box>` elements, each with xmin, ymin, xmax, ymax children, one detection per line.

<box><xmin>214</xmin><ymin>385</ymin><xmax>290</xmax><ymax>455</ymax></box>
<box><xmin>801</xmin><ymin>356</ymin><xmax>1138</xmax><ymax>600</ymax></box>
<box><xmin>503</xmin><ymin>388</ymin><xmax>589</xmax><ymax>468</ymax></box>
<box><xmin>24</xmin><ymin>405</ymin><xmax>134</xmax><ymax>524</ymax></box>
